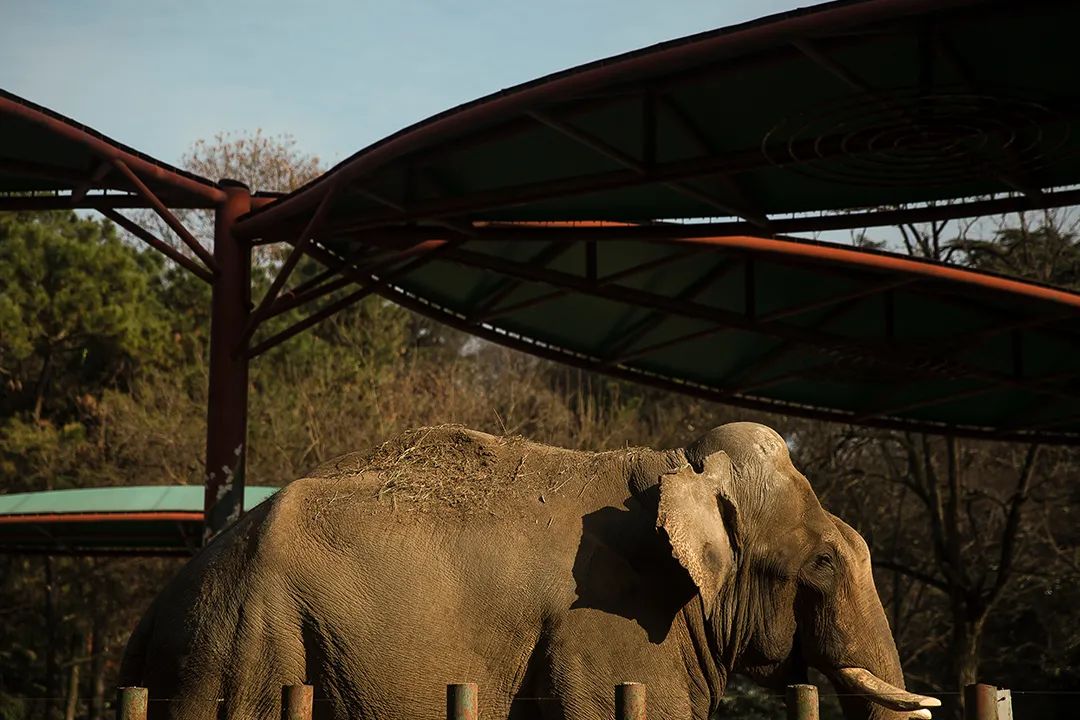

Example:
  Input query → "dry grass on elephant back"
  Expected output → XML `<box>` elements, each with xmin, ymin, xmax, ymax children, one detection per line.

<box><xmin>306</xmin><ymin>424</ymin><xmax>633</xmax><ymax>515</ymax></box>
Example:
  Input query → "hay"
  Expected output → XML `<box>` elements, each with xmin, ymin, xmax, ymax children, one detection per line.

<box><xmin>309</xmin><ymin>424</ymin><xmax>599</xmax><ymax>513</ymax></box>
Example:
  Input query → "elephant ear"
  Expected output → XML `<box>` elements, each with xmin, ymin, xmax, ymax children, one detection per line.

<box><xmin>657</xmin><ymin>451</ymin><xmax>737</xmax><ymax>616</ymax></box>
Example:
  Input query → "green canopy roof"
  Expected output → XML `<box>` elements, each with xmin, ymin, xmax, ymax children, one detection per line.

<box><xmin>237</xmin><ymin>0</ymin><xmax>1080</xmax><ymax>238</ymax></box>
<box><xmin>0</xmin><ymin>89</ymin><xmax>225</xmax><ymax>210</ymax></box>
<box><xmin>230</xmin><ymin>0</ymin><xmax>1080</xmax><ymax>444</ymax></box>
<box><xmin>0</xmin><ymin>486</ymin><xmax>280</xmax><ymax>555</ymax></box>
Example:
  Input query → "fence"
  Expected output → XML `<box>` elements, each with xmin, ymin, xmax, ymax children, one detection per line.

<box><xmin>113</xmin><ymin>682</ymin><xmax>1013</xmax><ymax>720</ymax></box>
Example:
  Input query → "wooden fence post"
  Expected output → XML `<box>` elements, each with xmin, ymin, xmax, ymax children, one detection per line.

<box><xmin>116</xmin><ymin>687</ymin><xmax>147</xmax><ymax>720</ymax></box>
<box><xmin>615</xmin><ymin>682</ymin><xmax>646</xmax><ymax>720</ymax></box>
<box><xmin>282</xmin><ymin>684</ymin><xmax>314</xmax><ymax>720</ymax></box>
<box><xmin>786</xmin><ymin>684</ymin><xmax>819</xmax><ymax>720</ymax></box>
<box><xmin>965</xmin><ymin>683</ymin><xmax>1011</xmax><ymax>720</ymax></box>
<box><xmin>447</xmin><ymin>683</ymin><xmax>478</xmax><ymax>720</ymax></box>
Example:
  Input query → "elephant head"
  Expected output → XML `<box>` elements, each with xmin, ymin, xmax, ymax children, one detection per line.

<box><xmin>658</xmin><ymin>422</ymin><xmax>939</xmax><ymax>720</ymax></box>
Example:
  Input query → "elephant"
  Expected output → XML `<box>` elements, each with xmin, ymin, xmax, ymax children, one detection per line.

<box><xmin>120</xmin><ymin>422</ymin><xmax>939</xmax><ymax>720</ymax></box>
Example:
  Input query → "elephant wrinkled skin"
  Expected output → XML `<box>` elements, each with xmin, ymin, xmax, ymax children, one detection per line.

<box><xmin>120</xmin><ymin>422</ymin><xmax>938</xmax><ymax>720</ymax></box>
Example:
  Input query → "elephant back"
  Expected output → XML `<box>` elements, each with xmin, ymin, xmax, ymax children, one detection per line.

<box><xmin>302</xmin><ymin>424</ymin><xmax>632</xmax><ymax>516</ymax></box>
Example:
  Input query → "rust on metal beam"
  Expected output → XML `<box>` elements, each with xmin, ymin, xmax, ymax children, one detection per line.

<box><xmin>433</xmin><ymin>244</ymin><xmax>1080</xmax><ymax>402</ymax></box>
<box><xmin>110</xmin><ymin>158</ymin><xmax>219</xmax><ymax>272</ymax></box>
<box><xmin>240</xmin><ymin>186</ymin><xmax>338</xmax><ymax>345</ymax></box>
<box><xmin>472</xmin><ymin>245</ymin><xmax>701</xmax><ymax>323</ymax></box>
<box><xmin>0</xmin><ymin>93</ymin><xmax>224</xmax><ymax>205</ymax></box>
<box><xmin>0</xmin><ymin>194</ymin><xmax>205</xmax><ymax>211</ymax></box>
<box><xmin>268</xmin><ymin>241</ymin><xmax>445</xmax><ymax>319</ymax></box>
<box><xmin>0</xmin><ymin>156</ymin><xmax>97</xmax><ymax>187</ymax></box>
<box><xmin>70</xmin><ymin>160</ymin><xmax>113</xmax><ymax>204</ymax></box>
<box><xmin>99</xmin><ymin>209</ymin><xmax>213</xmax><ymax>284</ymax></box>
<box><xmin>249</xmin><ymin>240</ymin><xmax>461</xmax><ymax>358</ymax></box>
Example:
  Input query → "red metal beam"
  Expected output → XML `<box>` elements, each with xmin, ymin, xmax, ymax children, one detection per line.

<box><xmin>473</xmin><ymin>246</ymin><xmax>702</xmax><ymax>323</ymax></box>
<box><xmin>203</xmin><ymin>182</ymin><xmax>252</xmax><ymax>542</ymax></box>
<box><xmin>98</xmin><ymin>209</ymin><xmax>213</xmax><ymax>284</ymax></box>
<box><xmin>429</xmin><ymin>243</ymin><xmax>1080</xmax><ymax>403</ymax></box>
<box><xmin>70</xmin><ymin>160</ymin><xmax>113</xmax><ymax>204</ymax></box>
<box><xmin>0</xmin><ymin>93</ymin><xmax>223</xmax><ymax>205</ymax></box>
<box><xmin>240</xmin><ymin>186</ymin><xmax>338</xmax><ymax>345</ymax></box>
<box><xmin>267</xmin><ymin>241</ymin><xmax>441</xmax><ymax>319</ymax></box>
<box><xmin>0</xmin><ymin>156</ymin><xmax>101</xmax><ymax>187</ymax></box>
<box><xmin>248</xmin><ymin>240</ymin><xmax>461</xmax><ymax>358</ymax></box>
<box><xmin>232</xmin><ymin>0</ymin><xmax>987</xmax><ymax>239</ymax></box>
<box><xmin>111</xmin><ymin>159</ymin><xmax>219</xmax><ymax>273</ymax></box>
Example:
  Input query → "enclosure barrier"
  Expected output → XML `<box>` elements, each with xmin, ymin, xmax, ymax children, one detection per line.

<box><xmin>113</xmin><ymin>680</ymin><xmax>1015</xmax><ymax>719</ymax></box>
<box><xmin>786</xmin><ymin>683</ymin><xmax>818</xmax><ymax>720</ymax></box>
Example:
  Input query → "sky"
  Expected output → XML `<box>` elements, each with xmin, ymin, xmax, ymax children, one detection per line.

<box><xmin>0</xmin><ymin>0</ymin><xmax>810</xmax><ymax>172</ymax></box>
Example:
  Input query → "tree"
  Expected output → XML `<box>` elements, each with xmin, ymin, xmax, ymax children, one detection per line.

<box><xmin>0</xmin><ymin>211</ymin><xmax>171</xmax><ymax>426</ymax></box>
<box><xmin>806</xmin><ymin>211</ymin><xmax>1080</xmax><ymax>718</ymax></box>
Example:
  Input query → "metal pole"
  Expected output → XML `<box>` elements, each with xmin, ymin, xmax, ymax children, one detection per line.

<box><xmin>447</xmin><ymin>683</ymin><xmax>478</xmax><ymax>720</ymax></box>
<box><xmin>615</xmin><ymin>682</ymin><xmax>646</xmax><ymax>720</ymax></box>
<box><xmin>203</xmin><ymin>179</ymin><xmax>252</xmax><ymax>543</ymax></box>
<box><xmin>281</xmin><ymin>684</ymin><xmax>314</xmax><ymax>720</ymax></box>
<box><xmin>964</xmin><ymin>683</ymin><xmax>999</xmax><ymax>720</ymax></box>
<box><xmin>786</xmin><ymin>684</ymin><xmax>819</xmax><ymax>720</ymax></box>
<box><xmin>116</xmin><ymin>687</ymin><xmax>147</xmax><ymax>720</ymax></box>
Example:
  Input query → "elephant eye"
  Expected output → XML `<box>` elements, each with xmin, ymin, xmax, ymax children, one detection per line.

<box><xmin>814</xmin><ymin>551</ymin><xmax>835</xmax><ymax>569</ymax></box>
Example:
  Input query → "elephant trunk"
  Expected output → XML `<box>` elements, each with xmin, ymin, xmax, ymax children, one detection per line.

<box><xmin>818</xmin><ymin>519</ymin><xmax>940</xmax><ymax>720</ymax></box>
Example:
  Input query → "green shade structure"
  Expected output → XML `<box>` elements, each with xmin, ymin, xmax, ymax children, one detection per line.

<box><xmin>229</xmin><ymin>0</ymin><xmax>1080</xmax><ymax>443</ymax></box>
<box><xmin>0</xmin><ymin>486</ymin><xmax>280</xmax><ymax>555</ymax></box>
<box><xmin>3</xmin><ymin>0</ymin><xmax>1080</xmax><ymax>552</ymax></box>
<box><xmin>237</xmin><ymin>0</ymin><xmax>1080</xmax><ymax>237</ymax></box>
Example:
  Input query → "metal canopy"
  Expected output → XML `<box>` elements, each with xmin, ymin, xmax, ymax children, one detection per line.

<box><xmin>227</xmin><ymin>0</ymin><xmax>1080</xmax><ymax>444</ymax></box>
<box><xmin>0</xmin><ymin>486</ymin><xmax>279</xmax><ymax>556</ymax></box>
<box><xmin>0</xmin><ymin>89</ymin><xmax>225</xmax><ymax>211</ymax></box>
<box><xmin>236</xmin><ymin>0</ymin><xmax>1080</xmax><ymax>239</ymax></box>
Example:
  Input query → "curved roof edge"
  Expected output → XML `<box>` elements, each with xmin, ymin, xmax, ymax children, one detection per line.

<box><xmin>0</xmin><ymin>88</ymin><xmax>224</xmax><ymax>207</ymax></box>
<box><xmin>374</xmin><ymin>279</ymin><xmax>1079</xmax><ymax>446</ymax></box>
<box><xmin>237</xmin><ymin>0</ymin><xmax>984</xmax><ymax>236</ymax></box>
<box><xmin>460</xmin><ymin>227</ymin><xmax>1080</xmax><ymax>309</ymax></box>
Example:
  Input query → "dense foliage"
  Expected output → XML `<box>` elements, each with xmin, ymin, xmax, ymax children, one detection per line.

<box><xmin>1</xmin><ymin>139</ymin><xmax>1078</xmax><ymax>719</ymax></box>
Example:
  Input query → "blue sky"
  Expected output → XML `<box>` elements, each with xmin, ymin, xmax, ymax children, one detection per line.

<box><xmin>1</xmin><ymin>0</ymin><xmax>809</xmax><ymax>170</ymax></box>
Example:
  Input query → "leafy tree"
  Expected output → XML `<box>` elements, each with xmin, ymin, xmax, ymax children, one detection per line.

<box><xmin>0</xmin><ymin>212</ymin><xmax>171</xmax><ymax>424</ymax></box>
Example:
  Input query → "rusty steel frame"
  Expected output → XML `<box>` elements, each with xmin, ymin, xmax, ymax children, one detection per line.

<box><xmin>110</xmin><ymin>158</ymin><xmax>219</xmax><ymax>273</ymax></box>
<box><xmin>203</xmin><ymin>182</ymin><xmax>252</xmax><ymax>541</ymax></box>
<box><xmin>248</xmin><ymin>240</ymin><xmax>461</xmax><ymax>358</ymax></box>
<box><xmin>369</xmin><ymin>272</ymin><xmax>1080</xmax><ymax>445</ymax></box>
<box><xmin>97</xmin><ymin>209</ymin><xmax>214</xmax><ymax>284</ymax></box>
<box><xmin>420</xmin><ymin>242</ymin><xmax>1080</xmax><ymax>404</ymax></box>
<box><xmin>234</xmin><ymin>0</ymin><xmax>1014</xmax><ymax>241</ymax></box>
<box><xmin>475</xmin><ymin>246</ymin><xmax>703</xmax><ymax>323</ymax></box>
<box><xmin>0</xmin><ymin>91</ymin><xmax>224</xmax><ymax>207</ymax></box>
<box><xmin>240</xmin><ymin>185</ymin><xmax>340</xmax><ymax>347</ymax></box>
<box><xmin>237</xmin><ymin>120</ymin><xmax>1080</xmax><ymax>242</ymax></box>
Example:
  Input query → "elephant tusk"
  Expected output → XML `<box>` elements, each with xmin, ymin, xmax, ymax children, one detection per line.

<box><xmin>834</xmin><ymin>667</ymin><xmax>942</xmax><ymax>712</ymax></box>
<box><xmin>909</xmin><ymin>710</ymin><xmax>933</xmax><ymax>720</ymax></box>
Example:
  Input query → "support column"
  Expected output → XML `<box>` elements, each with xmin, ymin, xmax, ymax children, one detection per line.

<box><xmin>204</xmin><ymin>180</ymin><xmax>252</xmax><ymax>543</ymax></box>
